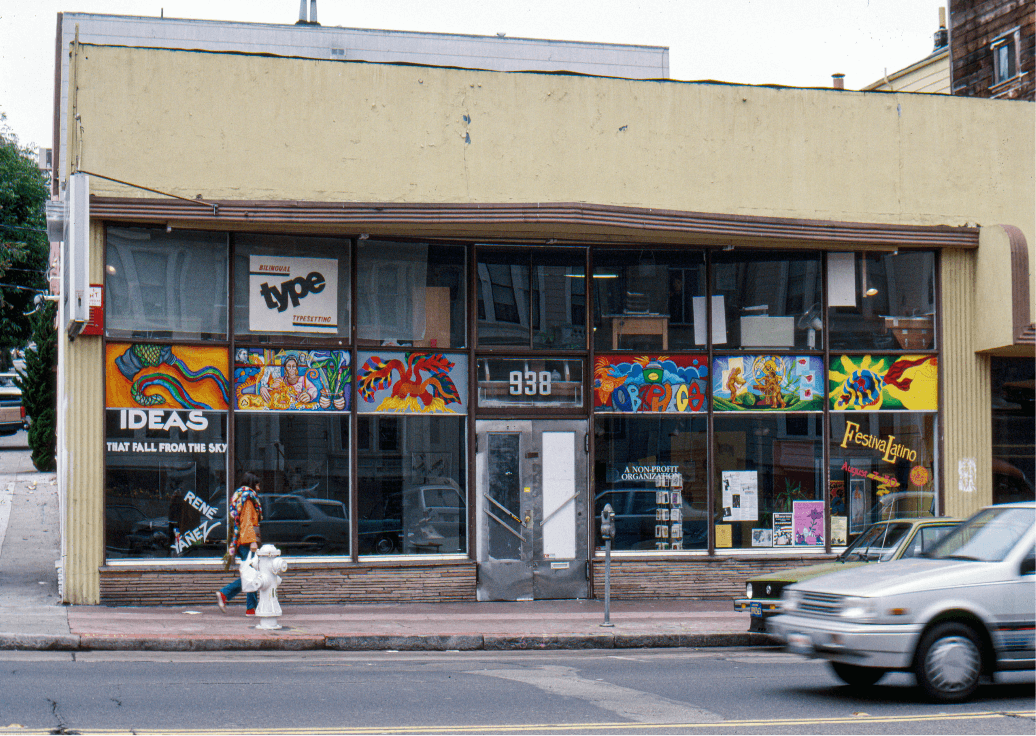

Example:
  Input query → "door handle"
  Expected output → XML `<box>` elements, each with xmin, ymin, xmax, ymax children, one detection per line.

<box><xmin>524</xmin><ymin>512</ymin><xmax>532</xmax><ymax>527</ymax></box>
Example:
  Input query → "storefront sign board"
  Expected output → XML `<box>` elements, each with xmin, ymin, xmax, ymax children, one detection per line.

<box><xmin>593</xmin><ymin>355</ymin><xmax>707</xmax><ymax>412</ymax></box>
<box><xmin>235</xmin><ymin>348</ymin><xmax>350</xmax><ymax>412</ymax></box>
<box><xmin>712</xmin><ymin>355</ymin><xmax>823</xmax><ymax>411</ymax></box>
<box><xmin>829</xmin><ymin>354</ymin><xmax>938</xmax><ymax>410</ymax></box>
<box><xmin>248</xmin><ymin>255</ymin><xmax>338</xmax><ymax>334</ymax></box>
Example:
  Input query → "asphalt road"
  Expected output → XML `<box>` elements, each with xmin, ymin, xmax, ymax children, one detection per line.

<box><xmin>0</xmin><ymin>648</ymin><xmax>1032</xmax><ymax>735</ymax></box>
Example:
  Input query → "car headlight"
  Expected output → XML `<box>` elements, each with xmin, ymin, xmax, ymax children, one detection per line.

<box><xmin>746</xmin><ymin>582</ymin><xmax>753</xmax><ymax>599</ymax></box>
<box><xmin>840</xmin><ymin>596</ymin><xmax>875</xmax><ymax>621</ymax></box>
<box><xmin>782</xmin><ymin>589</ymin><xmax>801</xmax><ymax>612</ymax></box>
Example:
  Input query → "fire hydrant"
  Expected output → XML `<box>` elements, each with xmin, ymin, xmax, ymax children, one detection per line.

<box><xmin>239</xmin><ymin>544</ymin><xmax>288</xmax><ymax>630</ymax></box>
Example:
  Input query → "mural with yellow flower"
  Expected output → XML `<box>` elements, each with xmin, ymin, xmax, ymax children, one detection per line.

<box><xmin>829</xmin><ymin>354</ymin><xmax>937</xmax><ymax>411</ymax></box>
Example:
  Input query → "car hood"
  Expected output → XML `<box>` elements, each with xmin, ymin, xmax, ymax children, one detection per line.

<box><xmin>750</xmin><ymin>560</ymin><xmax>868</xmax><ymax>583</ymax></box>
<box><xmin>789</xmin><ymin>557</ymin><xmax>993</xmax><ymax>597</ymax></box>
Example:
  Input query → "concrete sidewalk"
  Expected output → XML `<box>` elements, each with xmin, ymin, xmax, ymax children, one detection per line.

<box><xmin>0</xmin><ymin>445</ymin><xmax>775</xmax><ymax>653</ymax></box>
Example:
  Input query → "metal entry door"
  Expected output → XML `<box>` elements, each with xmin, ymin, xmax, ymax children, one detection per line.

<box><xmin>475</xmin><ymin>420</ymin><xmax>588</xmax><ymax>601</ymax></box>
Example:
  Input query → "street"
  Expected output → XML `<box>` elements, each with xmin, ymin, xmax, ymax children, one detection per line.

<box><xmin>0</xmin><ymin>647</ymin><xmax>1032</xmax><ymax>734</ymax></box>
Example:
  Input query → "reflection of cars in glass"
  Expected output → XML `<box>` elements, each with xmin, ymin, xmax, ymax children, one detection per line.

<box><xmin>735</xmin><ymin>517</ymin><xmax>959</xmax><ymax>632</ymax></box>
<box><xmin>402</xmin><ymin>483</ymin><xmax>466</xmax><ymax>554</ymax></box>
<box><xmin>0</xmin><ymin>373</ymin><xmax>27</xmax><ymax>436</ymax></box>
<box><xmin>594</xmin><ymin>488</ymin><xmax>708</xmax><ymax>549</ymax></box>
<box><xmin>105</xmin><ymin>504</ymin><xmax>172</xmax><ymax>555</ymax></box>
<box><xmin>771</xmin><ymin>502</ymin><xmax>1035</xmax><ymax>702</ymax></box>
<box><xmin>864</xmin><ymin>491</ymin><xmax>935</xmax><ymax>525</ymax></box>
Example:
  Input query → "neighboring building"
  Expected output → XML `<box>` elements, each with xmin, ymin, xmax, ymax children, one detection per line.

<box><xmin>862</xmin><ymin>11</ymin><xmax>950</xmax><ymax>94</ymax></box>
<box><xmin>49</xmin><ymin>14</ymin><xmax>1034</xmax><ymax>606</ymax></box>
<box><xmin>949</xmin><ymin>0</ymin><xmax>1035</xmax><ymax>99</ymax></box>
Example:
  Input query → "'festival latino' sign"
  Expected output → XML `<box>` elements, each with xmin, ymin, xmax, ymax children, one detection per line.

<box><xmin>249</xmin><ymin>255</ymin><xmax>338</xmax><ymax>334</ymax></box>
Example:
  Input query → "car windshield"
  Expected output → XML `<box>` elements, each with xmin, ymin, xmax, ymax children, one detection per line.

<box><xmin>926</xmin><ymin>507</ymin><xmax>1034</xmax><ymax>562</ymax></box>
<box><xmin>841</xmin><ymin>522</ymin><xmax>912</xmax><ymax>562</ymax></box>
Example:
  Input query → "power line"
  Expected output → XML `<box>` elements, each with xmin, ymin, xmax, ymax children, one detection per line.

<box><xmin>0</xmin><ymin>223</ymin><xmax>47</xmax><ymax>235</ymax></box>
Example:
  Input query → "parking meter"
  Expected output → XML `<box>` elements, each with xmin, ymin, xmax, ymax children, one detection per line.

<box><xmin>600</xmin><ymin>504</ymin><xmax>615</xmax><ymax>540</ymax></box>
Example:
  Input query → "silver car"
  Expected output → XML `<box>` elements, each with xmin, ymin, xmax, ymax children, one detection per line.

<box><xmin>770</xmin><ymin>502</ymin><xmax>1035</xmax><ymax>702</ymax></box>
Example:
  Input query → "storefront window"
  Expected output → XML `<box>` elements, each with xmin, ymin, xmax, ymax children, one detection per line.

<box><xmin>827</xmin><ymin>251</ymin><xmax>936</xmax><ymax>351</ymax></box>
<box><xmin>592</xmin><ymin>249</ymin><xmax>705</xmax><ymax>351</ymax></box>
<box><xmin>234</xmin><ymin>413</ymin><xmax>350</xmax><ymax>555</ymax></box>
<box><xmin>234</xmin><ymin>233</ymin><xmax>350</xmax><ymax>343</ymax></box>
<box><xmin>593</xmin><ymin>416</ymin><xmax>708</xmax><ymax>551</ymax></box>
<box><xmin>104</xmin><ymin>342</ymin><xmax>231</xmax><ymax>559</ymax></box>
<box><xmin>712</xmin><ymin>251</ymin><xmax>823</xmax><ymax>350</ymax></box>
<box><xmin>106</xmin><ymin>227</ymin><xmax>228</xmax><ymax>340</ymax></box>
<box><xmin>476</xmin><ymin>248</ymin><xmax>586</xmax><ymax>349</ymax></box>
<box><xmin>357</xmin><ymin>416</ymin><xmax>467</xmax><ymax>555</ymax></box>
<box><xmin>478</xmin><ymin>357</ymin><xmax>584</xmax><ymax>409</ymax></box>
<box><xmin>357</xmin><ymin>241</ymin><xmax>466</xmax><ymax>349</ymax></box>
<box><xmin>713</xmin><ymin>415</ymin><xmax>824</xmax><ymax>550</ymax></box>
<box><xmin>830</xmin><ymin>413</ymin><xmax>937</xmax><ymax>540</ymax></box>
<box><xmin>991</xmin><ymin>357</ymin><xmax>1035</xmax><ymax>505</ymax></box>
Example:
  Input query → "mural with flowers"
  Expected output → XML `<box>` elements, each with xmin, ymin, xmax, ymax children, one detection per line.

<box><xmin>793</xmin><ymin>500</ymin><xmax>825</xmax><ymax>546</ymax></box>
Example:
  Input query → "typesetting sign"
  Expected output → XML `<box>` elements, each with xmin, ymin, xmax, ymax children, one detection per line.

<box><xmin>249</xmin><ymin>255</ymin><xmax>338</xmax><ymax>333</ymax></box>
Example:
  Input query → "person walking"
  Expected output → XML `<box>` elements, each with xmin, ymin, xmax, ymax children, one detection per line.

<box><xmin>216</xmin><ymin>472</ymin><xmax>263</xmax><ymax>615</ymax></box>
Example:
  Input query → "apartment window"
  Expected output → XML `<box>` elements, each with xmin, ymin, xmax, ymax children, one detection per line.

<box><xmin>991</xmin><ymin>29</ymin><xmax>1020</xmax><ymax>86</ymax></box>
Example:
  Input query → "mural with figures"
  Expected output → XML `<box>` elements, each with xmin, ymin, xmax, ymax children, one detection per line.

<box><xmin>235</xmin><ymin>348</ymin><xmax>351</xmax><ymax>412</ymax></box>
<box><xmin>713</xmin><ymin>355</ymin><xmax>823</xmax><ymax>411</ymax></box>
<box><xmin>356</xmin><ymin>351</ymin><xmax>468</xmax><ymax>414</ymax></box>
<box><xmin>593</xmin><ymin>355</ymin><xmax>708</xmax><ymax>413</ymax></box>
<box><xmin>828</xmin><ymin>354</ymin><xmax>938</xmax><ymax>411</ymax></box>
<box><xmin>106</xmin><ymin>343</ymin><xmax>230</xmax><ymax>410</ymax></box>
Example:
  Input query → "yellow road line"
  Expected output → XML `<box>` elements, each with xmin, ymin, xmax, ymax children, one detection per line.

<box><xmin>7</xmin><ymin>710</ymin><xmax>1031</xmax><ymax>735</ymax></box>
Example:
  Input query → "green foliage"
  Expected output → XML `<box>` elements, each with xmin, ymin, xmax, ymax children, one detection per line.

<box><xmin>0</xmin><ymin>111</ymin><xmax>50</xmax><ymax>367</ymax></box>
<box><xmin>15</xmin><ymin>301</ymin><xmax>56</xmax><ymax>472</ymax></box>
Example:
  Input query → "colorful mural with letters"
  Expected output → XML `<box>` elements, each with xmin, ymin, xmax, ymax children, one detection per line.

<box><xmin>593</xmin><ymin>355</ymin><xmax>708</xmax><ymax>413</ymax></box>
<box><xmin>357</xmin><ymin>351</ymin><xmax>467</xmax><ymax>414</ymax></box>
<box><xmin>235</xmin><ymin>348</ymin><xmax>351</xmax><ymax>412</ymax></box>
<box><xmin>105</xmin><ymin>343</ymin><xmax>230</xmax><ymax>410</ymax></box>
<box><xmin>828</xmin><ymin>354</ymin><xmax>938</xmax><ymax>411</ymax></box>
<box><xmin>712</xmin><ymin>355</ymin><xmax>823</xmax><ymax>411</ymax></box>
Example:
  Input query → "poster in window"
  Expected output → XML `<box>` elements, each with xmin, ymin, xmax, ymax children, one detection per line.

<box><xmin>105</xmin><ymin>343</ymin><xmax>230</xmax><ymax>410</ymax></box>
<box><xmin>593</xmin><ymin>355</ymin><xmax>708</xmax><ymax>413</ymax></box>
<box><xmin>829</xmin><ymin>354</ymin><xmax>937</xmax><ymax>411</ymax></box>
<box><xmin>773</xmin><ymin>512</ymin><xmax>794</xmax><ymax>546</ymax></box>
<box><xmin>249</xmin><ymin>255</ymin><xmax>338</xmax><ymax>334</ymax></box>
<box><xmin>721</xmin><ymin>470</ymin><xmax>758</xmax><ymax>522</ymax></box>
<box><xmin>793</xmin><ymin>500</ymin><xmax>825</xmax><ymax>546</ymax></box>
<box><xmin>713</xmin><ymin>355</ymin><xmax>823</xmax><ymax>411</ymax></box>
<box><xmin>849</xmin><ymin>478</ymin><xmax>868</xmax><ymax>533</ymax></box>
<box><xmin>751</xmin><ymin>528</ymin><xmax>773</xmax><ymax>546</ymax></box>
<box><xmin>235</xmin><ymin>348</ymin><xmax>351</xmax><ymax>412</ymax></box>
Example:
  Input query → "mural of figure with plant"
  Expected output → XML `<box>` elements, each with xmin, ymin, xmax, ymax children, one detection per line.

<box><xmin>357</xmin><ymin>353</ymin><xmax>461</xmax><ymax>412</ymax></box>
<box><xmin>311</xmin><ymin>350</ymin><xmax>351</xmax><ymax>410</ymax></box>
<box><xmin>725</xmin><ymin>366</ymin><xmax>747</xmax><ymax>402</ymax></box>
<box><xmin>113</xmin><ymin>343</ymin><xmax>230</xmax><ymax>409</ymax></box>
<box><xmin>752</xmin><ymin>357</ymin><xmax>787</xmax><ymax>408</ymax></box>
<box><xmin>235</xmin><ymin>349</ymin><xmax>349</xmax><ymax>412</ymax></box>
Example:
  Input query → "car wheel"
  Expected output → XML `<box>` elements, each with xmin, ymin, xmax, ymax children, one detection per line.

<box><xmin>303</xmin><ymin>537</ymin><xmax>329</xmax><ymax>555</ymax></box>
<box><xmin>829</xmin><ymin>661</ymin><xmax>886</xmax><ymax>687</ymax></box>
<box><xmin>375</xmin><ymin>536</ymin><xmax>395</xmax><ymax>554</ymax></box>
<box><xmin>913</xmin><ymin>622</ymin><xmax>982</xmax><ymax>703</ymax></box>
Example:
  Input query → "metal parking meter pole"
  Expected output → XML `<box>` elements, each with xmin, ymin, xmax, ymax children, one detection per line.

<box><xmin>600</xmin><ymin>504</ymin><xmax>615</xmax><ymax>628</ymax></box>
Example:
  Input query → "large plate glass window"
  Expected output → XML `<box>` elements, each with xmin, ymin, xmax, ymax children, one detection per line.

<box><xmin>234</xmin><ymin>234</ymin><xmax>350</xmax><ymax>343</ymax></box>
<box><xmin>357</xmin><ymin>241</ymin><xmax>466</xmax><ymax>349</ymax></box>
<box><xmin>712</xmin><ymin>251</ymin><xmax>823</xmax><ymax>350</ymax></box>
<box><xmin>103</xmin><ymin>343</ymin><xmax>230</xmax><ymax>558</ymax></box>
<box><xmin>593</xmin><ymin>416</ymin><xmax>708</xmax><ymax>551</ymax></box>
<box><xmin>592</xmin><ymin>249</ymin><xmax>705</xmax><ymax>351</ymax></box>
<box><xmin>991</xmin><ymin>357</ymin><xmax>1035</xmax><ymax>505</ymax></box>
<box><xmin>712</xmin><ymin>415</ymin><xmax>824</xmax><ymax>550</ymax></box>
<box><xmin>476</xmin><ymin>248</ymin><xmax>586</xmax><ymax>349</ymax></box>
<box><xmin>106</xmin><ymin>227</ymin><xmax>228</xmax><ymax>340</ymax></box>
<box><xmin>827</xmin><ymin>251</ymin><xmax>936</xmax><ymax>352</ymax></box>
<box><xmin>477</xmin><ymin>357</ymin><xmax>584</xmax><ymax>409</ymax></box>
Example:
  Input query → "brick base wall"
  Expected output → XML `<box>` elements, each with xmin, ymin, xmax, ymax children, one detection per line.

<box><xmin>99</xmin><ymin>560</ymin><xmax>477</xmax><ymax>606</ymax></box>
<box><xmin>590</xmin><ymin>555</ymin><xmax>836</xmax><ymax>599</ymax></box>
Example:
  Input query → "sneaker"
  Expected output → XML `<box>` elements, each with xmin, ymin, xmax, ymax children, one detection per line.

<box><xmin>216</xmin><ymin>591</ymin><xmax>227</xmax><ymax>613</ymax></box>
<box><xmin>245</xmin><ymin>609</ymin><xmax>255</xmax><ymax>616</ymax></box>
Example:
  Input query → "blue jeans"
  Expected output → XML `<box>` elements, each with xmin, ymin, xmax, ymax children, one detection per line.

<box><xmin>220</xmin><ymin>547</ymin><xmax>258</xmax><ymax>610</ymax></box>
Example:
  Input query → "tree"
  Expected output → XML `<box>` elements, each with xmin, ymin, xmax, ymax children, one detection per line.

<box><xmin>16</xmin><ymin>300</ymin><xmax>57</xmax><ymax>472</ymax></box>
<box><xmin>0</xmin><ymin>110</ymin><xmax>50</xmax><ymax>371</ymax></box>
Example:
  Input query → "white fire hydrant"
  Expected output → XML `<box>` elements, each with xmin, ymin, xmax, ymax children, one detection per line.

<box><xmin>239</xmin><ymin>544</ymin><xmax>288</xmax><ymax>630</ymax></box>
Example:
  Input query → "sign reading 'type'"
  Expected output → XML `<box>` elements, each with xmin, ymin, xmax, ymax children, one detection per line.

<box><xmin>249</xmin><ymin>255</ymin><xmax>338</xmax><ymax>333</ymax></box>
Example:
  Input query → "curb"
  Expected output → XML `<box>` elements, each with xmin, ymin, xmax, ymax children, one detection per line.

<box><xmin>1</xmin><ymin>631</ymin><xmax>781</xmax><ymax>652</ymax></box>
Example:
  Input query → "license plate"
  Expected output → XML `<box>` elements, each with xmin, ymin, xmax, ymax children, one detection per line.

<box><xmin>787</xmin><ymin>633</ymin><xmax>814</xmax><ymax>655</ymax></box>
<box><xmin>749</xmin><ymin>602</ymin><xmax>763</xmax><ymax>617</ymax></box>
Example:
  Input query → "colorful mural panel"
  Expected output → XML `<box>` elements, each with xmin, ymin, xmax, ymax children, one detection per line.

<box><xmin>712</xmin><ymin>355</ymin><xmax>823</xmax><ymax>411</ymax></box>
<box><xmin>356</xmin><ymin>351</ymin><xmax>468</xmax><ymax>414</ymax></box>
<box><xmin>105</xmin><ymin>343</ymin><xmax>230</xmax><ymax>410</ymax></box>
<box><xmin>828</xmin><ymin>354</ymin><xmax>938</xmax><ymax>411</ymax></box>
<box><xmin>594</xmin><ymin>355</ymin><xmax>708</xmax><ymax>413</ymax></box>
<box><xmin>235</xmin><ymin>348</ymin><xmax>351</xmax><ymax>412</ymax></box>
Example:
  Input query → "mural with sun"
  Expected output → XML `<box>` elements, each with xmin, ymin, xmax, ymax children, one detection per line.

<box><xmin>828</xmin><ymin>354</ymin><xmax>938</xmax><ymax>411</ymax></box>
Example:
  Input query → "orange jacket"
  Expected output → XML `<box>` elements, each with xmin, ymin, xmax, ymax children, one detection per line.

<box><xmin>237</xmin><ymin>498</ymin><xmax>261</xmax><ymax>545</ymax></box>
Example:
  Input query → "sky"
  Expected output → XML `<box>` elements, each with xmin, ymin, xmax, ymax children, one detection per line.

<box><xmin>1</xmin><ymin>0</ymin><xmax>945</xmax><ymax>150</ymax></box>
